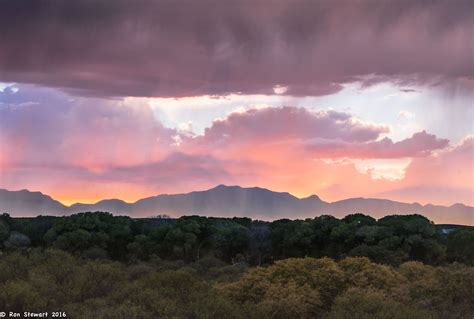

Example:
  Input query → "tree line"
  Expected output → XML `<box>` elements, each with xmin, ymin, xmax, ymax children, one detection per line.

<box><xmin>0</xmin><ymin>212</ymin><xmax>472</xmax><ymax>266</ymax></box>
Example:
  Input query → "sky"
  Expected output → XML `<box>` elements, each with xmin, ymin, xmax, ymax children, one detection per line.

<box><xmin>0</xmin><ymin>0</ymin><xmax>473</xmax><ymax>207</ymax></box>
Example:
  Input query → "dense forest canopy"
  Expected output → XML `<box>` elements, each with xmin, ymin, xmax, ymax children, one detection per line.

<box><xmin>0</xmin><ymin>212</ymin><xmax>473</xmax><ymax>318</ymax></box>
<box><xmin>1</xmin><ymin>212</ymin><xmax>472</xmax><ymax>266</ymax></box>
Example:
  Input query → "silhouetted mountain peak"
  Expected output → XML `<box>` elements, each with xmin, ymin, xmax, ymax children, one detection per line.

<box><xmin>212</xmin><ymin>184</ymin><xmax>237</xmax><ymax>190</ymax></box>
<box><xmin>0</xmin><ymin>188</ymin><xmax>66</xmax><ymax>216</ymax></box>
<box><xmin>303</xmin><ymin>194</ymin><xmax>322</xmax><ymax>201</ymax></box>
<box><xmin>450</xmin><ymin>203</ymin><xmax>466</xmax><ymax>208</ymax></box>
<box><xmin>0</xmin><ymin>186</ymin><xmax>472</xmax><ymax>225</ymax></box>
<box><xmin>96</xmin><ymin>199</ymin><xmax>128</xmax><ymax>205</ymax></box>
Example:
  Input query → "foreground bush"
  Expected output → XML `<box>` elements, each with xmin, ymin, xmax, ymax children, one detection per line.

<box><xmin>0</xmin><ymin>250</ymin><xmax>472</xmax><ymax>318</ymax></box>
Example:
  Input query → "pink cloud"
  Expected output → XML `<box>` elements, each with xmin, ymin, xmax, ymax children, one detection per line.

<box><xmin>193</xmin><ymin>107</ymin><xmax>387</xmax><ymax>145</ymax></box>
<box><xmin>306</xmin><ymin>131</ymin><xmax>449</xmax><ymax>159</ymax></box>
<box><xmin>186</xmin><ymin>107</ymin><xmax>447</xmax><ymax>159</ymax></box>
<box><xmin>378</xmin><ymin>136</ymin><xmax>474</xmax><ymax>206</ymax></box>
<box><xmin>0</xmin><ymin>88</ymin><xmax>470</xmax><ymax>206</ymax></box>
<box><xmin>0</xmin><ymin>89</ymin><xmax>176</xmax><ymax>170</ymax></box>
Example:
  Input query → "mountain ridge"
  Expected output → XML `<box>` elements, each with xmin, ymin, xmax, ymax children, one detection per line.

<box><xmin>0</xmin><ymin>185</ymin><xmax>472</xmax><ymax>225</ymax></box>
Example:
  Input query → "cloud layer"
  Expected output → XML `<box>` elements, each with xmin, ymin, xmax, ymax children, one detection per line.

<box><xmin>1</xmin><ymin>85</ymin><xmax>471</xmax><ymax>206</ymax></box>
<box><xmin>378</xmin><ymin>136</ymin><xmax>474</xmax><ymax>205</ymax></box>
<box><xmin>0</xmin><ymin>0</ymin><xmax>472</xmax><ymax>97</ymax></box>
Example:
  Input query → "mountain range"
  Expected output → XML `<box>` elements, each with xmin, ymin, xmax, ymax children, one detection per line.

<box><xmin>0</xmin><ymin>185</ymin><xmax>472</xmax><ymax>225</ymax></box>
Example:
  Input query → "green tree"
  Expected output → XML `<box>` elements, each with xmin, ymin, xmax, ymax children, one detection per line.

<box><xmin>447</xmin><ymin>229</ymin><xmax>474</xmax><ymax>265</ymax></box>
<box><xmin>0</xmin><ymin>219</ymin><xmax>9</xmax><ymax>243</ymax></box>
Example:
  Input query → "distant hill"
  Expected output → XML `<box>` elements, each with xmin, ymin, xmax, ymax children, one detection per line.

<box><xmin>0</xmin><ymin>185</ymin><xmax>472</xmax><ymax>225</ymax></box>
<box><xmin>0</xmin><ymin>189</ymin><xmax>66</xmax><ymax>216</ymax></box>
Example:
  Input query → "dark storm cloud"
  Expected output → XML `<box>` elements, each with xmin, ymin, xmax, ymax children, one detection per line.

<box><xmin>0</xmin><ymin>0</ymin><xmax>472</xmax><ymax>97</ymax></box>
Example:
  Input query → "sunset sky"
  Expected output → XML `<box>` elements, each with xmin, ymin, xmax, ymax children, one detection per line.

<box><xmin>0</xmin><ymin>0</ymin><xmax>473</xmax><ymax>206</ymax></box>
